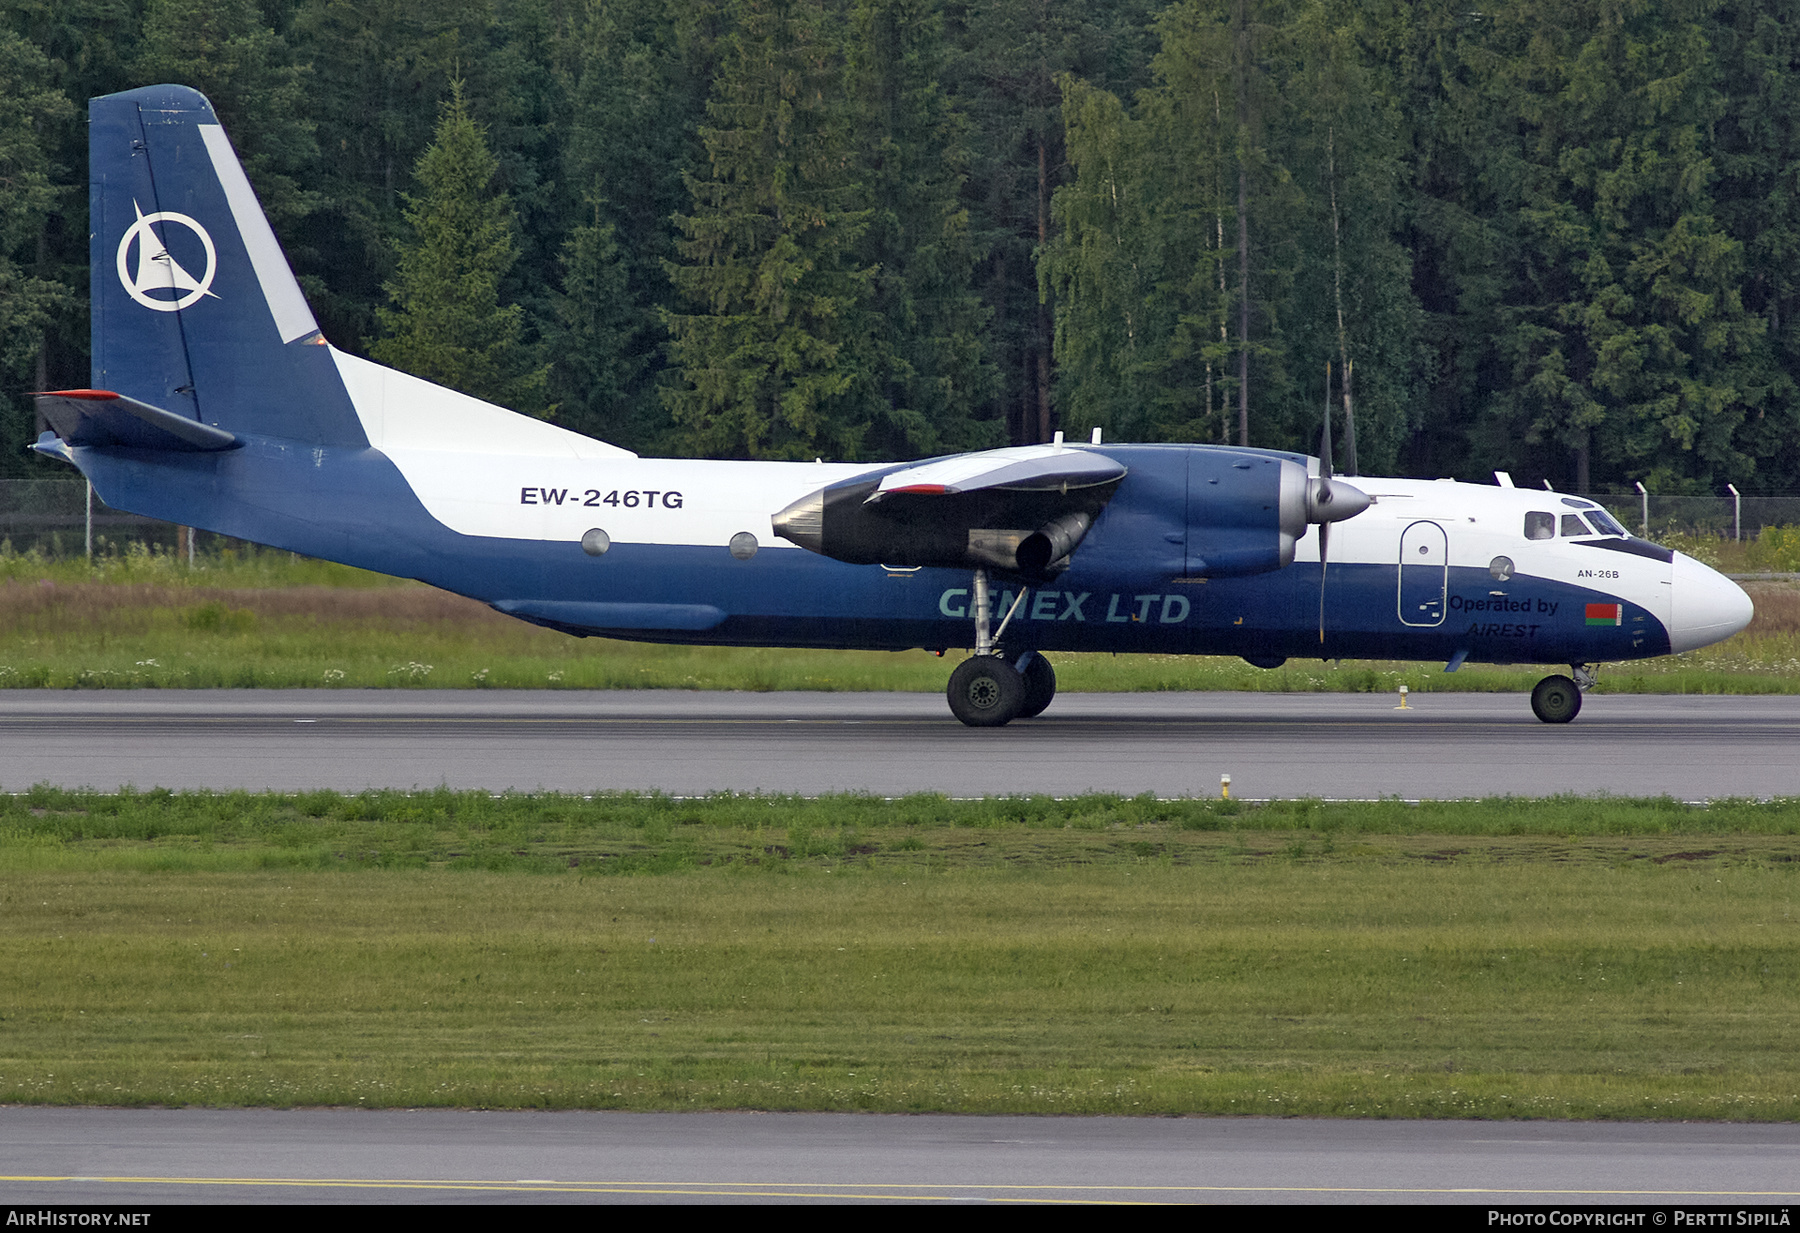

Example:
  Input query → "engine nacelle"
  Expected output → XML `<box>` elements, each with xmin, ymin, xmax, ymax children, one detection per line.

<box><xmin>1184</xmin><ymin>451</ymin><xmax>1370</xmax><ymax>577</ymax></box>
<box><xmin>773</xmin><ymin>444</ymin><xmax>1367</xmax><ymax>582</ymax></box>
<box><xmin>772</xmin><ymin>456</ymin><xmax>1122</xmax><ymax>581</ymax></box>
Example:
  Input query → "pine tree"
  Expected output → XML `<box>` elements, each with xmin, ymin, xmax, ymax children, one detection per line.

<box><xmin>547</xmin><ymin>184</ymin><xmax>650</xmax><ymax>446</ymax></box>
<box><xmin>1276</xmin><ymin>0</ymin><xmax>1423</xmax><ymax>475</ymax></box>
<box><xmin>1402</xmin><ymin>0</ymin><xmax>1517</xmax><ymax>478</ymax></box>
<box><xmin>0</xmin><ymin>0</ymin><xmax>141</xmax><ymax>429</ymax></box>
<box><xmin>849</xmin><ymin>0</ymin><xmax>997</xmax><ymax>456</ymax></box>
<box><xmin>946</xmin><ymin>0</ymin><xmax>1124</xmax><ymax>445</ymax></box>
<box><xmin>1711</xmin><ymin>0</ymin><xmax>1800</xmax><ymax>487</ymax></box>
<box><xmin>1043</xmin><ymin>0</ymin><xmax>1310</xmax><ymax>451</ymax></box>
<box><xmin>1460</xmin><ymin>0</ymin><xmax>1761</xmax><ymax>490</ymax></box>
<box><xmin>1041</xmin><ymin>76</ymin><xmax>1169</xmax><ymax>442</ymax></box>
<box><xmin>663</xmin><ymin>0</ymin><xmax>875</xmax><ymax>460</ymax></box>
<box><xmin>288</xmin><ymin>0</ymin><xmax>516</xmax><ymax>348</ymax></box>
<box><xmin>370</xmin><ymin>82</ymin><xmax>547</xmax><ymax>413</ymax></box>
<box><xmin>0</xmin><ymin>28</ymin><xmax>75</xmax><ymax>472</ymax></box>
<box><xmin>132</xmin><ymin>0</ymin><xmax>319</xmax><ymax>241</ymax></box>
<box><xmin>553</xmin><ymin>0</ymin><xmax>707</xmax><ymax>451</ymax></box>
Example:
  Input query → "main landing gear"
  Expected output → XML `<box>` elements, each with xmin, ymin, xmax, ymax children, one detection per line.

<box><xmin>1017</xmin><ymin>651</ymin><xmax>1057</xmax><ymax>718</ymax></box>
<box><xmin>1531</xmin><ymin>664</ymin><xmax>1598</xmax><ymax>724</ymax></box>
<box><xmin>944</xmin><ymin>569</ymin><xmax>1056</xmax><ymax>727</ymax></box>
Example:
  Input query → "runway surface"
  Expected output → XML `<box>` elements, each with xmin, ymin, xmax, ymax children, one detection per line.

<box><xmin>0</xmin><ymin>689</ymin><xmax>1795</xmax><ymax>798</ymax></box>
<box><xmin>5</xmin><ymin>704</ymin><xmax>1795</xmax><ymax>1207</ymax></box>
<box><xmin>3</xmin><ymin>1108</ymin><xmax>1798</xmax><ymax>1205</ymax></box>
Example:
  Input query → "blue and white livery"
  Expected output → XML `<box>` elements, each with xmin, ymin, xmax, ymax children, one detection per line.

<box><xmin>35</xmin><ymin>86</ymin><xmax>1754</xmax><ymax>726</ymax></box>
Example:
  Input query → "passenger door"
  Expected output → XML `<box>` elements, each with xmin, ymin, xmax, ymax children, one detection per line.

<box><xmin>1398</xmin><ymin>520</ymin><xmax>1447</xmax><ymax>626</ymax></box>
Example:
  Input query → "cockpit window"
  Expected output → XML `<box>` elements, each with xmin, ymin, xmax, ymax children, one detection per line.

<box><xmin>1587</xmin><ymin>509</ymin><xmax>1627</xmax><ymax>536</ymax></box>
<box><xmin>1525</xmin><ymin>511</ymin><xmax>1555</xmax><ymax>540</ymax></box>
<box><xmin>1561</xmin><ymin>513</ymin><xmax>1593</xmax><ymax>537</ymax></box>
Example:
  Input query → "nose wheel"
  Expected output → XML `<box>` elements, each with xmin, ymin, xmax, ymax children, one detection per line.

<box><xmin>1530</xmin><ymin>673</ymin><xmax>1582</xmax><ymax>724</ymax></box>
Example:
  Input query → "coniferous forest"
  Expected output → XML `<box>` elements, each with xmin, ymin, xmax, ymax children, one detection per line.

<box><xmin>3</xmin><ymin>0</ymin><xmax>1797</xmax><ymax>495</ymax></box>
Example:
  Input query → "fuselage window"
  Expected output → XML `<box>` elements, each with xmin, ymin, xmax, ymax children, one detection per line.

<box><xmin>1587</xmin><ymin>509</ymin><xmax>1627</xmax><ymax>536</ymax></box>
<box><xmin>1561</xmin><ymin>513</ymin><xmax>1593</xmax><ymax>537</ymax></box>
<box><xmin>1525</xmin><ymin>511</ymin><xmax>1555</xmax><ymax>540</ymax></box>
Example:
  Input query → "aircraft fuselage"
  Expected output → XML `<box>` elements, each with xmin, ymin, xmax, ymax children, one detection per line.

<box><xmin>69</xmin><ymin>417</ymin><xmax>1738</xmax><ymax>672</ymax></box>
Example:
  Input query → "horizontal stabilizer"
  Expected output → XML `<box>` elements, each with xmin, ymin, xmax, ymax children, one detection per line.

<box><xmin>869</xmin><ymin>444</ymin><xmax>1126</xmax><ymax>501</ymax></box>
<box><xmin>35</xmin><ymin>389</ymin><xmax>240</xmax><ymax>453</ymax></box>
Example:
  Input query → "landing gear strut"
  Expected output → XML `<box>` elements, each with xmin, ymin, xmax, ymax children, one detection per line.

<box><xmin>945</xmin><ymin>568</ymin><xmax>1041</xmax><ymax>727</ymax></box>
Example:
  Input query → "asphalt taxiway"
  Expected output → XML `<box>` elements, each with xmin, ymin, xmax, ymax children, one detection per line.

<box><xmin>0</xmin><ymin>689</ymin><xmax>1794</xmax><ymax>798</ymax></box>
<box><xmin>3</xmin><ymin>1108</ymin><xmax>1798</xmax><ymax>1205</ymax></box>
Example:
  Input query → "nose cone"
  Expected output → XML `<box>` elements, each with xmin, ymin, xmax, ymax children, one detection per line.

<box><xmin>1668</xmin><ymin>551</ymin><xmax>1754</xmax><ymax>652</ymax></box>
<box><xmin>1308</xmin><ymin>477</ymin><xmax>1372</xmax><ymax>525</ymax></box>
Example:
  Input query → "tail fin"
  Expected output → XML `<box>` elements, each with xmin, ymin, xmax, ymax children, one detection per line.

<box><xmin>89</xmin><ymin>85</ymin><xmax>366</xmax><ymax>447</ymax></box>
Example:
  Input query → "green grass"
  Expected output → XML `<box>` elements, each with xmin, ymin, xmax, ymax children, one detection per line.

<box><xmin>0</xmin><ymin>540</ymin><xmax>408</xmax><ymax>590</ymax></box>
<box><xmin>1</xmin><ymin>791</ymin><xmax>1798</xmax><ymax>1117</ymax></box>
<box><xmin>1</xmin><ymin>541</ymin><xmax>1798</xmax><ymax>692</ymax></box>
<box><xmin>6</xmin><ymin>789</ymin><xmax>1800</xmax><ymax>874</ymax></box>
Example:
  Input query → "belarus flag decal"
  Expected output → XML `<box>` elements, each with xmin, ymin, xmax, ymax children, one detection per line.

<box><xmin>1585</xmin><ymin>603</ymin><xmax>1623</xmax><ymax>626</ymax></box>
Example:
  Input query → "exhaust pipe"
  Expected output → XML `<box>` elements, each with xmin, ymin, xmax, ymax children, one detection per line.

<box><xmin>1015</xmin><ymin>511</ymin><xmax>1093</xmax><ymax>576</ymax></box>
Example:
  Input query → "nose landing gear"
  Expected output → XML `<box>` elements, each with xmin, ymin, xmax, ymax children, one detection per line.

<box><xmin>1531</xmin><ymin>664</ymin><xmax>1598</xmax><ymax>724</ymax></box>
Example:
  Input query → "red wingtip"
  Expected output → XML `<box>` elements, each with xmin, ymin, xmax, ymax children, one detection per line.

<box><xmin>885</xmin><ymin>483</ymin><xmax>950</xmax><ymax>495</ymax></box>
<box><xmin>35</xmin><ymin>389</ymin><xmax>119</xmax><ymax>400</ymax></box>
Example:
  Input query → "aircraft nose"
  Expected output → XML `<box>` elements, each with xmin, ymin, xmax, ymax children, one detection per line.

<box><xmin>1668</xmin><ymin>551</ymin><xmax>1754</xmax><ymax>652</ymax></box>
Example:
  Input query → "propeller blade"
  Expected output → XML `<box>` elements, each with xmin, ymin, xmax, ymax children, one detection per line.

<box><xmin>1320</xmin><ymin>360</ymin><xmax>1334</xmax><ymax>482</ymax></box>
<box><xmin>1318</xmin><ymin>520</ymin><xmax>1330</xmax><ymax>644</ymax></box>
<box><xmin>1319</xmin><ymin>360</ymin><xmax>1332</xmax><ymax>644</ymax></box>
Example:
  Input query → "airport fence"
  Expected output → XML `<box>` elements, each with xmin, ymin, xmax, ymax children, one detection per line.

<box><xmin>0</xmin><ymin>476</ymin><xmax>208</xmax><ymax>559</ymax></box>
<box><xmin>1574</xmin><ymin>491</ymin><xmax>1800</xmax><ymax>542</ymax></box>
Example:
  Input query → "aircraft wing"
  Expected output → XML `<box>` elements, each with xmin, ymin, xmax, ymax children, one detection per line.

<box><xmin>772</xmin><ymin>444</ymin><xmax>1126</xmax><ymax>578</ymax></box>
<box><xmin>867</xmin><ymin>445</ymin><xmax>1126</xmax><ymax>499</ymax></box>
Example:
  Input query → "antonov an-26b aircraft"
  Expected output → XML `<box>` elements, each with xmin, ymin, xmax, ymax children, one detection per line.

<box><xmin>33</xmin><ymin>86</ymin><xmax>1756</xmax><ymax>726</ymax></box>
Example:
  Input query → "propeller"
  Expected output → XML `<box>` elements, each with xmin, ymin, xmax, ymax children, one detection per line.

<box><xmin>1319</xmin><ymin>361</ymin><xmax>1333</xmax><ymax>643</ymax></box>
<box><xmin>1304</xmin><ymin>360</ymin><xmax>1370</xmax><ymax>644</ymax></box>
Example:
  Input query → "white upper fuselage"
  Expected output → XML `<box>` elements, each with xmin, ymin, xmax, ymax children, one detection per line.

<box><xmin>330</xmin><ymin>347</ymin><xmax>1752</xmax><ymax>661</ymax></box>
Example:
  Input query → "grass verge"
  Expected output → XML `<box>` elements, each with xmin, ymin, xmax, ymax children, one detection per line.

<box><xmin>2</xmin><ymin>790</ymin><xmax>1797</xmax><ymax>1117</ymax></box>
<box><xmin>1</xmin><ymin>571</ymin><xmax>1798</xmax><ymax>693</ymax></box>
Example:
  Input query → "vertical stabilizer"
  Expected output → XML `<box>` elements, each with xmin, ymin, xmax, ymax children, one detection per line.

<box><xmin>89</xmin><ymin>85</ymin><xmax>366</xmax><ymax>447</ymax></box>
